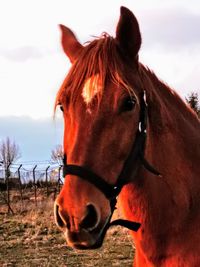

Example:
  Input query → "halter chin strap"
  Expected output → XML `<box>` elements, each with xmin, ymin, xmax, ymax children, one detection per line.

<box><xmin>62</xmin><ymin>91</ymin><xmax>161</xmax><ymax>232</ymax></box>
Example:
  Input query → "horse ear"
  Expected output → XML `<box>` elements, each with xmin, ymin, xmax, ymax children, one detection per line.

<box><xmin>115</xmin><ymin>7</ymin><xmax>141</xmax><ymax>62</ymax></box>
<box><xmin>59</xmin><ymin>24</ymin><xmax>83</xmax><ymax>63</ymax></box>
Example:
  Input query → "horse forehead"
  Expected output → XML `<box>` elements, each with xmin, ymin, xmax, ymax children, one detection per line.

<box><xmin>82</xmin><ymin>74</ymin><xmax>102</xmax><ymax>104</ymax></box>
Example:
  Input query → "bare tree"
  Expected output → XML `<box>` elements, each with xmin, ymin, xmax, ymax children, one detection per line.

<box><xmin>51</xmin><ymin>145</ymin><xmax>63</xmax><ymax>165</ymax></box>
<box><xmin>0</xmin><ymin>137</ymin><xmax>20</xmax><ymax>214</ymax></box>
<box><xmin>0</xmin><ymin>137</ymin><xmax>21</xmax><ymax>173</ymax></box>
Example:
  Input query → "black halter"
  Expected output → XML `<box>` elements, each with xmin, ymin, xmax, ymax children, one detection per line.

<box><xmin>62</xmin><ymin>91</ymin><xmax>160</xmax><ymax>234</ymax></box>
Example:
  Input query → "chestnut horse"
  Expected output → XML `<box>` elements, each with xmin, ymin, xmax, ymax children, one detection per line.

<box><xmin>54</xmin><ymin>7</ymin><xmax>200</xmax><ymax>267</ymax></box>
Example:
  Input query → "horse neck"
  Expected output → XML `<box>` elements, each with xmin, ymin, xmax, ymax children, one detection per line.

<box><xmin>120</xmin><ymin>67</ymin><xmax>200</xmax><ymax>239</ymax></box>
<box><xmin>145</xmin><ymin>69</ymin><xmax>200</xmax><ymax>178</ymax></box>
<box><xmin>145</xmin><ymin>109</ymin><xmax>200</xmax><ymax>222</ymax></box>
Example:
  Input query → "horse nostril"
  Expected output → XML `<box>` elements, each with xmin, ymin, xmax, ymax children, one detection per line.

<box><xmin>80</xmin><ymin>204</ymin><xmax>99</xmax><ymax>231</ymax></box>
<box><xmin>54</xmin><ymin>203</ymin><xmax>70</xmax><ymax>229</ymax></box>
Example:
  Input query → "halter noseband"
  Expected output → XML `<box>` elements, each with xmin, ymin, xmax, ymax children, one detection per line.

<box><xmin>62</xmin><ymin>91</ymin><xmax>160</xmax><ymax>234</ymax></box>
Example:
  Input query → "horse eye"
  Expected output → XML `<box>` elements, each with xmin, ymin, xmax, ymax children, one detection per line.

<box><xmin>122</xmin><ymin>97</ymin><xmax>136</xmax><ymax>112</ymax></box>
<box><xmin>59</xmin><ymin>105</ymin><xmax>64</xmax><ymax>112</ymax></box>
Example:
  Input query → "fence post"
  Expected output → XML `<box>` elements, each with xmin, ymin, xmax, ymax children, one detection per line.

<box><xmin>58</xmin><ymin>166</ymin><xmax>62</xmax><ymax>192</ymax></box>
<box><xmin>33</xmin><ymin>165</ymin><xmax>37</xmax><ymax>206</ymax></box>
<box><xmin>17</xmin><ymin>164</ymin><xmax>23</xmax><ymax>207</ymax></box>
<box><xmin>6</xmin><ymin>162</ymin><xmax>13</xmax><ymax>214</ymax></box>
<box><xmin>45</xmin><ymin>165</ymin><xmax>50</xmax><ymax>197</ymax></box>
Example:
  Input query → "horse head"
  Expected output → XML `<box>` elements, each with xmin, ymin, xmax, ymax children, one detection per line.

<box><xmin>54</xmin><ymin>7</ymin><xmax>144</xmax><ymax>249</ymax></box>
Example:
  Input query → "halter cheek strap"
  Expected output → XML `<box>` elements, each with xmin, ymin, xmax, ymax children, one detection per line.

<box><xmin>62</xmin><ymin>91</ymin><xmax>161</xmax><ymax>232</ymax></box>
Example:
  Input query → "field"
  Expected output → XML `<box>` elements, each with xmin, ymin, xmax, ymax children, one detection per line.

<box><xmin>0</xmin><ymin>194</ymin><xmax>135</xmax><ymax>267</ymax></box>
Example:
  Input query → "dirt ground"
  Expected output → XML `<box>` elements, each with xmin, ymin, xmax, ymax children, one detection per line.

<box><xmin>0</xmin><ymin>198</ymin><xmax>135</xmax><ymax>267</ymax></box>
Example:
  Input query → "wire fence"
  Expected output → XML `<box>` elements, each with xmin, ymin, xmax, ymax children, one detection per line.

<box><xmin>0</xmin><ymin>162</ymin><xmax>64</xmax><ymax>214</ymax></box>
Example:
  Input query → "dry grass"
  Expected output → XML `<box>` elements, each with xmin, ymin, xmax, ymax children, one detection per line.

<box><xmin>0</xmin><ymin>193</ymin><xmax>135</xmax><ymax>267</ymax></box>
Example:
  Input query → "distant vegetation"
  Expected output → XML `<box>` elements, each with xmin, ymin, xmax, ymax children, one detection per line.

<box><xmin>0</xmin><ymin>137</ymin><xmax>21</xmax><ymax>177</ymax></box>
<box><xmin>51</xmin><ymin>144</ymin><xmax>63</xmax><ymax>166</ymax></box>
<box><xmin>186</xmin><ymin>91</ymin><xmax>200</xmax><ymax>118</ymax></box>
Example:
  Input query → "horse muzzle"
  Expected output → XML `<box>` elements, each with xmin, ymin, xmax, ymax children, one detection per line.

<box><xmin>54</xmin><ymin>201</ymin><xmax>108</xmax><ymax>249</ymax></box>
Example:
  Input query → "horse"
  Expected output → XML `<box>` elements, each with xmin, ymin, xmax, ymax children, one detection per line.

<box><xmin>54</xmin><ymin>6</ymin><xmax>200</xmax><ymax>267</ymax></box>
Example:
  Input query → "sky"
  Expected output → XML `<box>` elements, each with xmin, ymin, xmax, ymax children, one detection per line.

<box><xmin>0</xmin><ymin>0</ymin><xmax>200</xmax><ymax>163</ymax></box>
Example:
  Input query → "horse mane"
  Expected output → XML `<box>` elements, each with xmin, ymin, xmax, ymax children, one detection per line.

<box><xmin>55</xmin><ymin>34</ymin><xmax>134</xmax><ymax>109</ymax></box>
<box><xmin>138</xmin><ymin>65</ymin><xmax>200</xmax><ymax>134</ymax></box>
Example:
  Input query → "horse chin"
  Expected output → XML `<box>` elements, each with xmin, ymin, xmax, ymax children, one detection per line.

<box><xmin>65</xmin><ymin>231</ymin><xmax>104</xmax><ymax>250</ymax></box>
<box><xmin>65</xmin><ymin>221</ymin><xmax>109</xmax><ymax>250</ymax></box>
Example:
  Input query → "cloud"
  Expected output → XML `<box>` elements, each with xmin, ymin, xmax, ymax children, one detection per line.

<box><xmin>0</xmin><ymin>116</ymin><xmax>63</xmax><ymax>161</ymax></box>
<box><xmin>140</xmin><ymin>8</ymin><xmax>200</xmax><ymax>50</ymax></box>
<box><xmin>138</xmin><ymin>7</ymin><xmax>200</xmax><ymax>97</ymax></box>
<box><xmin>0</xmin><ymin>46</ymin><xmax>48</xmax><ymax>62</ymax></box>
<box><xmin>0</xmin><ymin>52</ymin><xmax>67</xmax><ymax>119</ymax></box>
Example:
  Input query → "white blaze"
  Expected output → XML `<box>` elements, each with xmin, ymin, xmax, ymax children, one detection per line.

<box><xmin>82</xmin><ymin>74</ymin><xmax>102</xmax><ymax>104</ymax></box>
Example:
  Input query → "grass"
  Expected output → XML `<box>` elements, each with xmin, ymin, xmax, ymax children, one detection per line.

<box><xmin>0</xmin><ymin>194</ymin><xmax>135</xmax><ymax>267</ymax></box>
